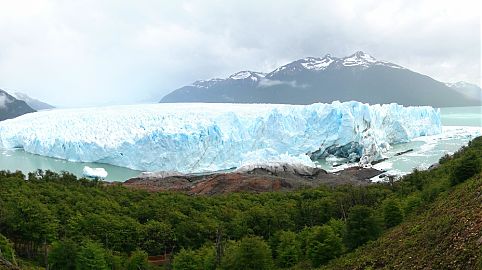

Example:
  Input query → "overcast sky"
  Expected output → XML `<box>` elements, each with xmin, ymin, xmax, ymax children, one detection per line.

<box><xmin>0</xmin><ymin>0</ymin><xmax>480</xmax><ymax>107</ymax></box>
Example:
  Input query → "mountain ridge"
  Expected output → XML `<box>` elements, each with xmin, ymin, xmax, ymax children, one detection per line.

<box><xmin>0</xmin><ymin>89</ymin><xmax>36</xmax><ymax>121</ymax></box>
<box><xmin>13</xmin><ymin>92</ymin><xmax>55</xmax><ymax>111</ymax></box>
<box><xmin>160</xmin><ymin>51</ymin><xmax>480</xmax><ymax>107</ymax></box>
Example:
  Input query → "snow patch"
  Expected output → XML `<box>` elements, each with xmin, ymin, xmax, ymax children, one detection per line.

<box><xmin>343</xmin><ymin>51</ymin><xmax>377</xmax><ymax>67</ymax></box>
<box><xmin>229</xmin><ymin>71</ymin><xmax>265</xmax><ymax>80</ymax></box>
<box><xmin>300</xmin><ymin>57</ymin><xmax>334</xmax><ymax>70</ymax></box>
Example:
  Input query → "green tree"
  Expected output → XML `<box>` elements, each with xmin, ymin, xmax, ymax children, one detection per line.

<box><xmin>195</xmin><ymin>244</ymin><xmax>216</xmax><ymax>270</ymax></box>
<box><xmin>76</xmin><ymin>241</ymin><xmax>108</xmax><ymax>270</ymax></box>
<box><xmin>383</xmin><ymin>199</ymin><xmax>403</xmax><ymax>228</ymax></box>
<box><xmin>275</xmin><ymin>231</ymin><xmax>301</xmax><ymax>268</ymax></box>
<box><xmin>451</xmin><ymin>151</ymin><xmax>480</xmax><ymax>186</ymax></box>
<box><xmin>0</xmin><ymin>234</ymin><xmax>16</xmax><ymax>266</ymax></box>
<box><xmin>4</xmin><ymin>198</ymin><xmax>58</xmax><ymax>245</ymax></box>
<box><xmin>220</xmin><ymin>236</ymin><xmax>273</xmax><ymax>270</ymax></box>
<box><xmin>345</xmin><ymin>206</ymin><xmax>381</xmax><ymax>250</ymax></box>
<box><xmin>141</xmin><ymin>220</ymin><xmax>176</xmax><ymax>255</ymax></box>
<box><xmin>403</xmin><ymin>193</ymin><xmax>422</xmax><ymax>216</ymax></box>
<box><xmin>105</xmin><ymin>251</ymin><xmax>125</xmax><ymax>270</ymax></box>
<box><xmin>48</xmin><ymin>239</ymin><xmax>78</xmax><ymax>270</ymax></box>
<box><xmin>172</xmin><ymin>249</ymin><xmax>200</xmax><ymax>270</ymax></box>
<box><xmin>326</xmin><ymin>218</ymin><xmax>346</xmax><ymax>239</ymax></box>
<box><xmin>127</xmin><ymin>249</ymin><xmax>149</xmax><ymax>270</ymax></box>
<box><xmin>306</xmin><ymin>225</ymin><xmax>344</xmax><ymax>267</ymax></box>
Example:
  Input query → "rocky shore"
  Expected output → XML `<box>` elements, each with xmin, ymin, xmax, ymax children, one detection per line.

<box><xmin>122</xmin><ymin>164</ymin><xmax>383</xmax><ymax>195</ymax></box>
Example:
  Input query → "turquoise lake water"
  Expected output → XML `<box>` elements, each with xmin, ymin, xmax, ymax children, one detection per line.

<box><xmin>0</xmin><ymin>106</ymin><xmax>481</xmax><ymax>181</ymax></box>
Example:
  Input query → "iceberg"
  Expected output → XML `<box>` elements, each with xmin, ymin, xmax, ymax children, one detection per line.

<box><xmin>82</xmin><ymin>166</ymin><xmax>108</xmax><ymax>179</ymax></box>
<box><xmin>0</xmin><ymin>101</ymin><xmax>441</xmax><ymax>173</ymax></box>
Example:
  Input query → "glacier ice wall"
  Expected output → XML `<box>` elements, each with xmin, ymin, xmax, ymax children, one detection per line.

<box><xmin>0</xmin><ymin>102</ymin><xmax>441</xmax><ymax>173</ymax></box>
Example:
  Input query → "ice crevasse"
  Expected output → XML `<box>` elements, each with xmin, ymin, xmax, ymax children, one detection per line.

<box><xmin>0</xmin><ymin>101</ymin><xmax>441</xmax><ymax>173</ymax></box>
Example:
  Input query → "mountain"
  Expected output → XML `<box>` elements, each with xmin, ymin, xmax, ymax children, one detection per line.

<box><xmin>13</xmin><ymin>92</ymin><xmax>55</xmax><ymax>110</ymax></box>
<box><xmin>160</xmin><ymin>51</ymin><xmax>480</xmax><ymax>107</ymax></box>
<box><xmin>445</xmin><ymin>81</ymin><xmax>482</xmax><ymax>102</ymax></box>
<box><xmin>0</xmin><ymin>89</ymin><xmax>36</xmax><ymax>121</ymax></box>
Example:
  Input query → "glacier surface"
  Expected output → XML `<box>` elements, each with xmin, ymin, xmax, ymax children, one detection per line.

<box><xmin>0</xmin><ymin>101</ymin><xmax>441</xmax><ymax>173</ymax></box>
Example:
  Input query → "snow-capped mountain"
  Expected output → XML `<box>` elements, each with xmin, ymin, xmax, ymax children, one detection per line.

<box><xmin>0</xmin><ymin>89</ymin><xmax>36</xmax><ymax>121</ymax></box>
<box><xmin>445</xmin><ymin>81</ymin><xmax>482</xmax><ymax>101</ymax></box>
<box><xmin>13</xmin><ymin>92</ymin><xmax>55</xmax><ymax>111</ymax></box>
<box><xmin>160</xmin><ymin>51</ymin><xmax>479</xmax><ymax>107</ymax></box>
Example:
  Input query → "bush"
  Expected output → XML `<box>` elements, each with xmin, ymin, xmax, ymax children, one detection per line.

<box><xmin>48</xmin><ymin>239</ymin><xmax>78</xmax><ymax>270</ymax></box>
<box><xmin>195</xmin><ymin>245</ymin><xmax>216</xmax><ymax>270</ymax></box>
<box><xmin>345</xmin><ymin>206</ymin><xmax>382</xmax><ymax>250</ymax></box>
<box><xmin>76</xmin><ymin>241</ymin><xmax>108</xmax><ymax>270</ymax></box>
<box><xmin>275</xmin><ymin>231</ymin><xmax>301</xmax><ymax>268</ymax></box>
<box><xmin>172</xmin><ymin>249</ymin><xmax>200</xmax><ymax>270</ymax></box>
<box><xmin>403</xmin><ymin>194</ymin><xmax>422</xmax><ymax>216</ymax></box>
<box><xmin>220</xmin><ymin>236</ymin><xmax>273</xmax><ymax>270</ymax></box>
<box><xmin>0</xmin><ymin>234</ymin><xmax>16</xmax><ymax>266</ymax></box>
<box><xmin>127</xmin><ymin>250</ymin><xmax>149</xmax><ymax>270</ymax></box>
<box><xmin>450</xmin><ymin>151</ymin><xmax>480</xmax><ymax>186</ymax></box>
<box><xmin>306</xmin><ymin>225</ymin><xmax>344</xmax><ymax>267</ymax></box>
<box><xmin>383</xmin><ymin>199</ymin><xmax>403</xmax><ymax>228</ymax></box>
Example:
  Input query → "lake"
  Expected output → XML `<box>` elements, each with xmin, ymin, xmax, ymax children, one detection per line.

<box><xmin>1</xmin><ymin>106</ymin><xmax>481</xmax><ymax>181</ymax></box>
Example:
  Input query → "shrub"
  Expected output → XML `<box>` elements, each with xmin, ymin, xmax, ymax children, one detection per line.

<box><xmin>127</xmin><ymin>250</ymin><xmax>149</xmax><ymax>270</ymax></box>
<box><xmin>275</xmin><ymin>231</ymin><xmax>301</xmax><ymax>268</ymax></box>
<box><xmin>76</xmin><ymin>241</ymin><xmax>108</xmax><ymax>270</ymax></box>
<box><xmin>220</xmin><ymin>236</ymin><xmax>273</xmax><ymax>270</ymax></box>
<box><xmin>345</xmin><ymin>206</ymin><xmax>382</xmax><ymax>250</ymax></box>
<box><xmin>450</xmin><ymin>151</ymin><xmax>480</xmax><ymax>186</ymax></box>
<box><xmin>0</xmin><ymin>234</ymin><xmax>16</xmax><ymax>266</ymax></box>
<box><xmin>383</xmin><ymin>199</ymin><xmax>404</xmax><ymax>228</ymax></box>
<box><xmin>48</xmin><ymin>239</ymin><xmax>78</xmax><ymax>270</ymax></box>
<box><xmin>172</xmin><ymin>249</ymin><xmax>200</xmax><ymax>270</ymax></box>
<box><xmin>306</xmin><ymin>225</ymin><xmax>344</xmax><ymax>267</ymax></box>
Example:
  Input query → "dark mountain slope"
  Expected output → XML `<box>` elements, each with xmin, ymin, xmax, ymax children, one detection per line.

<box><xmin>161</xmin><ymin>52</ymin><xmax>479</xmax><ymax>107</ymax></box>
<box><xmin>13</xmin><ymin>92</ymin><xmax>54</xmax><ymax>110</ymax></box>
<box><xmin>0</xmin><ymin>89</ymin><xmax>36</xmax><ymax>121</ymax></box>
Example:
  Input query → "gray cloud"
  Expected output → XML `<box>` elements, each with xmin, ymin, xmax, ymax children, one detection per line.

<box><xmin>0</xmin><ymin>93</ymin><xmax>11</xmax><ymax>108</ymax></box>
<box><xmin>258</xmin><ymin>79</ymin><xmax>308</xmax><ymax>89</ymax></box>
<box><xmin>0</xmin><ymin>0</ymin><xmax>480</xmax><ymax>107</ymax></box>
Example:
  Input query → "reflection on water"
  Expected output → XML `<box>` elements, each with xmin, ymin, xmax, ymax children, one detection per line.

<box><xmin>1</xmin><ymin>106</ymin><xmax>481</xmax><ymax>182</ymax></box>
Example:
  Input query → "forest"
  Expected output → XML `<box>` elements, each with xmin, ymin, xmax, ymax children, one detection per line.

<box><xmin>0</xmin><ymin>137</ymin><xmax>481</xmax><ymax>270</ymax></box>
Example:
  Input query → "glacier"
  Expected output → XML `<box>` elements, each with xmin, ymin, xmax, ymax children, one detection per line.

<box><xmin>0</xmin><ymin>101</ymin><xmax>441</xmax><ymax>173</ymax></box>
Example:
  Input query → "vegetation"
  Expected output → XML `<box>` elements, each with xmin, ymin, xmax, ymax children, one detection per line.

<box><xmin>0</xmin><ymin>137</ymin><xmax>480</xmax><ymax>269</ymax></box>
<box><xmin>324</xmin><ymin>137</ymin><xmax>482</xmax><ymax>269</ymax></box>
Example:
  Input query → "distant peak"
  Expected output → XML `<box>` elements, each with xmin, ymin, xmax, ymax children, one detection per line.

<box><xmin>446</xmin><ymin>81</ymin><xmax>481</xmax><ymax>88</ymax></box>
<box><xmin>353</xmin><ymin>50</ymin><xmax>366</xmax><ymax>56</ymax></box>
<box><xmin>229</xmin><ymin>71</ymin><xmax>265</xmax><ymax>80</ymax></box>
<box><xmin>342</xmin><ymin>51</ymin><xmax>377</xmax><ymax>67</ymax></box>
<box><xmin>348</xmin><ymin>51</ymin><xmax>376</xmax><ymax>60</ymax></box>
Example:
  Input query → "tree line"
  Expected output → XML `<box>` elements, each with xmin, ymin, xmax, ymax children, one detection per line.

<box><xmin>0</xmin><ymin>137</ymin><xmax>480</xmax><ymax>269</ymax></box>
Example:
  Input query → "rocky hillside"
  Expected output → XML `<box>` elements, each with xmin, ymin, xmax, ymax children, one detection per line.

<box><xmin>123</xmin><ymin>165</ymin><xmax>382</xmax><ymax>195</ymax></box>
